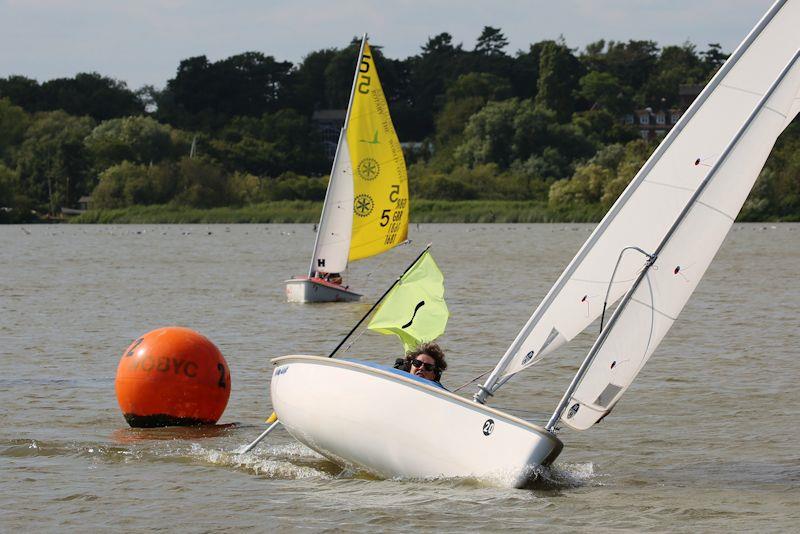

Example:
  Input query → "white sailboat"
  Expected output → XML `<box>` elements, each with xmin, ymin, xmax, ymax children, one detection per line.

<box><xmin>286</xmin><ymin>35</ymin><xmax>410</xmax><ymax>303</ymax></box>
<box><xmin>270</xmin><ymin>0</ymin><xmax>800</xmax><ymax>487</ymax></box>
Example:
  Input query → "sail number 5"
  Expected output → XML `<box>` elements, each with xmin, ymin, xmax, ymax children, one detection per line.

<box><xmin>358</xmin><ymin>54</ymin><xmax>371</xmax><ymax>94</ymax></box>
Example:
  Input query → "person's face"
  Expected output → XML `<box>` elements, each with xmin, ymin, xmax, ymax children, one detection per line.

<box><xmin>410</xmin><ymin>353</ymin><xmax>437</xmax><ymax>380</ymax></box>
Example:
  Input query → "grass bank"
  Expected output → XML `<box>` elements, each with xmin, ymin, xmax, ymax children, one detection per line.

<box><xmin>70</xmin><ymin>200</ymin><xmax>610</xmax><ymax>224</ymax></box>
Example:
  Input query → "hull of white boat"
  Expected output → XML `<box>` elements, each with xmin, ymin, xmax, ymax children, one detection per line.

<box><xmin>284</xmin><ymin>277</ymin><xmax>362</xmax><ymax>303</ymax></box>
<box><xmin>270</xmin><ymin>355</ymin><xmax>563</xmax><ymax>488</ymax></box>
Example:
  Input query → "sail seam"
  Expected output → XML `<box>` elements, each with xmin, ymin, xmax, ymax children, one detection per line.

<box><xmin>694</xmin><ymin>201</ymin><xmax>736</xmax><ymax>221</ymax></box>
<box><xmin>572</xmin><ymin>276</ymin><xmax>638</xmax><ymax>284</ymax></box>
<box><xmin>643</xmin><ymin>180</ymin><xmax>696</xmax><ymax>193</ymax></box>
<box><xmin>720</xmin><ymin>83</ymin><xmax>764</xmax><ymax>98</ymax></box>
<box><xmin>763</xmin><ymin>104</ymin><xmax>789</xmax><ymax>117</ymax></box>
<box><xmin>629</xmin><ymin>297</ymin><xmax>678</xmax><ymax>321</ymax></box>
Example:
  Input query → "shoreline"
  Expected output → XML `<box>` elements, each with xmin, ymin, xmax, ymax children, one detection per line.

<box><xmin>8</xmin><ymin>199</ymin><xmax>799</xmax><ymax>224</ymax></box>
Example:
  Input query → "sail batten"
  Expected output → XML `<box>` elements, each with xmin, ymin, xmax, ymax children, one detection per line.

<box><xmin>474</xmin><ymin>0</ymin><xmax>800</xmax><ymax>405</ymax></box>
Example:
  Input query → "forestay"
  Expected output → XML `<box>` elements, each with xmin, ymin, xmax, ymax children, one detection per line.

<box><xmin>560</xmin><ymin>49</ymin><xmax>800</xmax><ymax>430</ymax></box>
<box><xmin>475</xmin><ymin>0</ymin><xmax>800</xmax><ymax>403</ymax></box>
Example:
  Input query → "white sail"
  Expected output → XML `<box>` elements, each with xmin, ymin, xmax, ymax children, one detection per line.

<box><xmin>309</xmin><ymin>135</ymin><xmax>355</xmax><ymax>274</ymax></box>
<box><xmin>475</xmin><ymin>0</ymin><xmax>800</xmax><ymax>402</ymax></box>
<box><xmin>561</xmin><ymin>51</ymin><xmax>800</xmax><ymax>430</ymax></box>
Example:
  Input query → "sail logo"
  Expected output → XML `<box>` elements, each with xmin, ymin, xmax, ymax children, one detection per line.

<box><xmin>354</xmin><ymin>194</ymin><xmax>374</xmax><ymax>217</ymax></box>
<box><xmin>401</xmin><ymin>300</ymin><xmax>426</xmax><ymax>329</ymax></box>
<box><xmin>522</xmin><ymin>350</ymin><xmax>535</xmax><ymax>365</ymax></box>
<box><xmin>482</xmin><ymin>419</ymin><xmax>495</xmax><ymax>436</ymax></box>
<box><xmin>567</xmin><ymin>403</ymin><xmax>580</xmax><ymax>419</ymax></box>
<box><xmin>357</xmin><ymin>158</ymin><xmax>380</xmax><ymax>180</ymax></box>
<box><xmin>360</xmin><ymin>130</ymin><xmax>380</xmax><ymax>145</ymax></box>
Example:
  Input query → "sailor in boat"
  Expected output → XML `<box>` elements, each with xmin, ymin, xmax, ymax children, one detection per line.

<box><xmin>394</xmin><ymin>342</ymin><xmax>448</xmax><ymax>387</ymax></box>
<box><xmin>316</xmin><ymin>271</ymin><xmax>344</xmax><ymax>286</ymax></box>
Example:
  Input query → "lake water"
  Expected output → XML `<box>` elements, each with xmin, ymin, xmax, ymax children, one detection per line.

<box><xmin>1</xmin><ymin>223</ymin><xmax>798</xmax><ymax>532</ymax></box>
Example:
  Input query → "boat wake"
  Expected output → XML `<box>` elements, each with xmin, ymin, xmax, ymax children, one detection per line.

<box><xmin>188</xmin><ymin>442</ymin><xmax>342</xmax><ymax>480</ymax></box>
<box><xmin>2</xmin><ymin>437</ymin><xmax>599</xmax><ymax>490</ymax></box>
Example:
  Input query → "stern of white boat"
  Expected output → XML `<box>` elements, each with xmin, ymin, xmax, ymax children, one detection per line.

<box><xmin>284</xmin><ymin>277</ymin><xmax>362</xmax><ymax>303</ymax></box>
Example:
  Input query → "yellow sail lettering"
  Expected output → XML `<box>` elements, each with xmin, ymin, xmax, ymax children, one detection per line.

<box><xmin>347</xmin><ymin>40</ymin><xmax>409</xmax><ymax>262</ymax></box>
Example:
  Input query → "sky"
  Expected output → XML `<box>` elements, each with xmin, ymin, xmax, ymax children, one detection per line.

<box><xmin>0</xmin><ymin>0</ymin><xmax>777</xmax><ymax>90</ymax></box>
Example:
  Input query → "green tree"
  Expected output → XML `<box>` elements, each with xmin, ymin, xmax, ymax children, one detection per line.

<box><xmin>38</xmin><ymin>73</ymin><xmax>144</xmax><ymax>120</ymax></box>
<box><xmin>535</xmin><ymin>41</ymin><xmax>582</xmax><ymax>121</ymax></box>
<box><xmin>173</xmin><ymin>156</ymin><xmax>229</xmax><ymax>208</ymax></box>
<box><xmin>701</xmin><ymin>43</ymin><xmax>728</xmax><ymax>74</ymax></box>
<box><xmin>549</xmin><ymin>162</ymin><xmax>613</xmax><ymax>207</ymax></box>
<box><xmin>16</xmin><ymin>111</ymin><xmax>95</xmax><ymax>213</ymax></box>
<box><xmin>578</xmin><ymin>71</ymin><xmax>631</xmax><ymax>114</ymax></box>
<box><xmin>0</xmin><ymin>163</ymin><xmax>16</xmax><ymax>207</ymax></box>
<box><xmin>323</xmin><ymin>39</ymin><xmax>362</xmax><ymax>109</ymax></box>
<box><xmin>643</xmin><ymin>43</ymin><xmax>705</xmax><ymax>107</ymax></box>
<box><xmin>406</xmin><ymin>32</ymin><xmax>468</xmax><ymax>139</ymax></box>
<box><xmin>0</xmin><ymin>98</ymin><xmax>29</xmax><ymax>161</ymax></box>
<box><xmin>285</xmin><ymin>48</ymin><xmax>337</xmax><ymax>114</ymax></box>
<box><xmin>742</xmin><ymin>122</ymin><xmax>800</xmax><ymax>219</ymax></box>
<box><xmin>474</xmin><ymin>26</ymin><xmax>509</xmax><ymax>56</ymax></box>
<box><xmin>160</xmin><ymin>52</ymin><xmax>293</xmax><ymax>129</ymax></box>
<box><xmin>85</xmin><ymin>116</ymin><xmax>184</xmax><ymax>171</ymax></box>
<box><xmin>455</xmin><ymin>98</ymin><xmax>520</xmax><ymax>167</ymax></box>
<box><xmin>434</xmin><ymin>72</ymin><xmax>512</xmax><ymax>148</ymax></box>
<box><xmin>0</xmin><ymin>76</ymin><xmax>41</xmax><ymax>111</ymax></box>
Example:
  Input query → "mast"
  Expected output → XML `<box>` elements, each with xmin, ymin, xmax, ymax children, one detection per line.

<box><xmin>473</xmin><ymin>0</ymin><xmax>790</xmax><ymax>405</ymax></box>
<box><xmin>545</xmin><ymin>48</ymin><xmax>800</xmax><ymax>432</ymax></box>
<box><xmin>308</xmin><ymin>34</ymin><xmax>369</xmax><ymax>277</ymax></box>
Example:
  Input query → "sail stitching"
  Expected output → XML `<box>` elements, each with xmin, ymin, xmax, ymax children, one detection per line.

<box><xmin>719</xmin><ymin>83</ymin><xmax>764</xmax><ymax>98</ymax></box>
<box><xmin>694</xmin><ymin>200</ymin><xmax>736</xmax><ymax>221</ymax></box>
<box><xmin>571</xmin><ymin>276</ymin><xmax>638</xmax><ymax>284</ymax></box>
<box><xmin>763</xmin><ymin>104</ymin><xmax>788</xmax><ymax>117</ymax></box>
<box><xmin>643</xmin><ymin>180</ymin><xmax>696</xmax><ymax>193</ymax></box>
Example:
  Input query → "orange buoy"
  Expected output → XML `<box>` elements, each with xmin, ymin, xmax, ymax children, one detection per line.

<box><xmin>114</xmin><ymin>327</ymin><xmax>231</xmax><ymax>427</ymax></box>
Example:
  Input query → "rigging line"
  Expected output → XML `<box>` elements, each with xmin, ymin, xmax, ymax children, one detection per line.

<box><xmin>363</xmin><ymin>239</ymin><xmax>412</xmax><ymax>278</ymax></box>
<box><xmin>453</xmin><ymin>369</ymin><xmax>493</xmax><ymax>393</ymax></box>
<box><xmin>599</xmin><ymin>246</ymin><xmax>655</xmax><ymax>332</ymax></box>
<box><xmin>341</xmin><ymin>328</ymin><xmax>368</xmax><ymax>354</ymax></box>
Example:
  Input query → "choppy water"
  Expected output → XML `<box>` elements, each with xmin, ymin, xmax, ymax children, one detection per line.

<box><xmin>1</xmin><ymin>223</ymin><xmax>798</xmax><ymax>532</ymax></box>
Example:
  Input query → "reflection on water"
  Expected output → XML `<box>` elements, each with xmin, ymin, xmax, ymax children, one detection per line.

<box><xmin>1</xmin><ymin>223</ymin><xmax>798</xmax><ymax>531</ymax></box>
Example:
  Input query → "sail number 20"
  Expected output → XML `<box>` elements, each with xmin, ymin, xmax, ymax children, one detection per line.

<box><xmin>358</xmin><ymin>54</ymin><xmax>371</xmax><ymax>94</ymax></box>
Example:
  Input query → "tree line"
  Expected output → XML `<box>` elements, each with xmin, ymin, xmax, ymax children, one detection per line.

<box><xmin>0</xmin><ymin>28</ymin><xmax>798</xmax><ymax>222</ymax></box>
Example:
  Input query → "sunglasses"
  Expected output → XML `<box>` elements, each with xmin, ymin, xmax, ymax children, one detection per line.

<box><xmin>411</xmin><ymin>359</ymin><xmax>436</xmax><ymax>372</ymax></box>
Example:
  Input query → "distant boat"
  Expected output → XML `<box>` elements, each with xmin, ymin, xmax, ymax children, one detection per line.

<box><xmin>285</xmin><ymin>34</ymin><xmax>409</xmax><ymax>303</ymax></box>
<box><xmin>271</xmin><ymin>0</ymin><xmax>800</xmax><ymax>487</ymax></box>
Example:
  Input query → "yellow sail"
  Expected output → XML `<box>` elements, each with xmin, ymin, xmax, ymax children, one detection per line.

<box><xmin>346</xmin><ymin>40</ymin><xmax>409</xmax><ymax>262</ymax></box>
